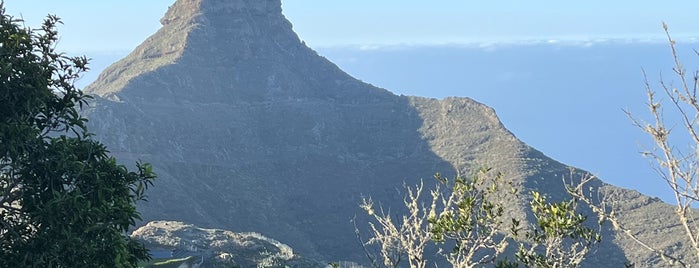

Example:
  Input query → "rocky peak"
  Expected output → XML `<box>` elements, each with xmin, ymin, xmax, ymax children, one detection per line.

<box><xmin>159</xmin><ymin>0</ymin><xmax>288</xmax><ymax>44</ymax></box>
<box><xmin>168</xmin><ymin>0</ymin><xmax>301</xmax><ymax>60</ymax></box>
<box><xmin>85</xmin><ymin>0</ymin><xmax>375</xmax><ymax>103</ymax></box>
<box><xmin>161</xmin><ymin>0</ymin><xmax>283</xmax><ymax>26</ymax></box>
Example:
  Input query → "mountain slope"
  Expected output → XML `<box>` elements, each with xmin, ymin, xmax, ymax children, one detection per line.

<box><xmin>83</xmin><ymin>0</ymin><xmax>691</xmax><ymax>265</ymax></box>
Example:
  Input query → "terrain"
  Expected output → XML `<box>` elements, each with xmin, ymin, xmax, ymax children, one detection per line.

<box><xmin>132</xmin><ymin>221</ymin><xmax>326</xmax><ymax>267</ymax></box>
<box><xmin>82</xmin><ymin>0</ymin><xmax>694</xmax><ymax>266</ymax></box>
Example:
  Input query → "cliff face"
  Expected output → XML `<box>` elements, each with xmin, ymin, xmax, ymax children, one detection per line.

<box><xmin>84</xmin><ymin>0</ymin><xmax>692</xmax><ymax>266</ymax></box>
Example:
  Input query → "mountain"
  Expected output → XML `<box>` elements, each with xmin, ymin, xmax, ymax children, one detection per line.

<box><xmin>83</xmin><ymin>0</ymin><xmax>692</xmax><ymax>265</ymax></box>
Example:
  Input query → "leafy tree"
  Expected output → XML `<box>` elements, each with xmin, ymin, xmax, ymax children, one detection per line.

<box><xmin>0</xmin><ymin>5</ymin><xmax>155</xmax><ymax>267</ymax></box>
<box><xmin>428</xmin><ymin>170</ymin><xmax>516</xmax><ymax>267</ymax></box>
<box><xmin>515</xmin><ymin>191</ymin><xmax>600</xmax><ymax>268</ymax></box>
<box><xmin>358</xmin><ymin>168</ymin><xmax>599</xmax><ymax>268</ymax></box>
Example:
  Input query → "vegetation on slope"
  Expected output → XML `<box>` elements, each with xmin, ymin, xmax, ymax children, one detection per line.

<box><xmin>0</xmin><ymin>5</ymin><xmax>155</xmax><ymax>267</ymax></box>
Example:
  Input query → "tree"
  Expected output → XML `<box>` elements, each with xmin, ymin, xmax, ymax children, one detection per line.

<box><xmin>0</xmin><ymin>5</ymin><xmax>155</xmax><ymax>267</ymax></box>
<box><xmin>356</xmin><ymin>169</ymin><xmax>516</xmax><ymax>268</ymax></box>
<box><xmin>515</xmin><ymin>191</ymin><xmax>600</xmax><ymax>268</ymax></box>
<box><xmin>357</xmin><ymin>168</ymin><xmax>599</xmax><ymax>268</ymax></box>
<box><xmin>428</xmin><ymin>170</ymin><xmax>516</xmax><ymax>268</ymax></box>
<box><xmin>569</xmin><ymin>24</ymin><xmax>699</xmax><ymax>267</ymax></box>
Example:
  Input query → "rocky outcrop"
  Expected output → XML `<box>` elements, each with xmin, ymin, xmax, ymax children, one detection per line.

<box><xmin>83</xmin><ymin>0</ymin><xmax>695</xmax><ymax>266</ymax></box>
<box><xmin>132</xmin><ymin>221</ymin><xmax>326</xmax><ymax>267</ymax></box>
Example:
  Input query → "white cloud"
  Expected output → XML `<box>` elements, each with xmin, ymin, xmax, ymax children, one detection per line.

<box><xmin>311</xmin><ymin>35</ymin><xmax>699</xmax><ymax>52</ymax></box>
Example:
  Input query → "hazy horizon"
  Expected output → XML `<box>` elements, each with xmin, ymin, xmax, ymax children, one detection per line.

<box><xmin>4</xmin><ymin>1</ymin><xmax>699</xmax><ymax>52</ymax></box>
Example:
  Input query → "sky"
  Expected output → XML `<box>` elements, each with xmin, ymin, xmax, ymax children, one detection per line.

<box><xmin>3</xmin><ymin>1</ymin><xmax>699</xmax><ymax>202</ymax></box>
<box><xmin>4</xmin><ymin>1</ymin><xmax>699</xmax><ymax>52</ymax></box>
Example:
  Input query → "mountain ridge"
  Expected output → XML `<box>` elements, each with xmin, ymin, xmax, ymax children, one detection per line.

<box><xmin>83</xmin><ymin>0</ymin><xmax>692</xmax><ymax>266</ymax></box>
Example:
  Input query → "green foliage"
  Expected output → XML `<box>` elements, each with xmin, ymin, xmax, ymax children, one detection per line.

<box><xmin>495</xmin><ymin>258</ymin><xmax>520</xmax><ymax>268</ymax></box>
<box><xmin>515</xmin><ymin>192</ymin><xmax>600</xmax><ymax>268</ymax></box>
<box><xmin>360</xmin><ymin>168</ymin><xmax>600</xmax><ymax>268</ymax></box>
<box><xmin>428</xmin><ymin>169</ymin><xmax>517</xmax><ymax>266</ymax></box>
<box><xmin>0</xmin><ymin>4</ymin><xmax>155</xmax><ymax>267</ymax></box>
<box><xmin>528</xmin><ymin>192</ymin><xmax>596</xmax><ymax>241</ymax></box>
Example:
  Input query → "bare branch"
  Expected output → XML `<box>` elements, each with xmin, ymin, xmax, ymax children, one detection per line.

<box><xmin>567</xmin><ymin>175</ymin><xmax>690</xmax><ymax>267</ymax></box>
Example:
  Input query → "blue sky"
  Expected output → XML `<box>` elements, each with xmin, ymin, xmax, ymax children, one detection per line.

<box><xmin>4</xmin><ymin>1</ymin><xmax>699</xmax><ymax>202</ymax></box>
<box><xmin>284</xmin><ymin>1</ymin><xmax>699</xmax><ymax>46</ymax></box>
<box><xmin>4</xmin><ymin>1</ymin><xmax>699</xmax><ymax>51</ymax></box>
